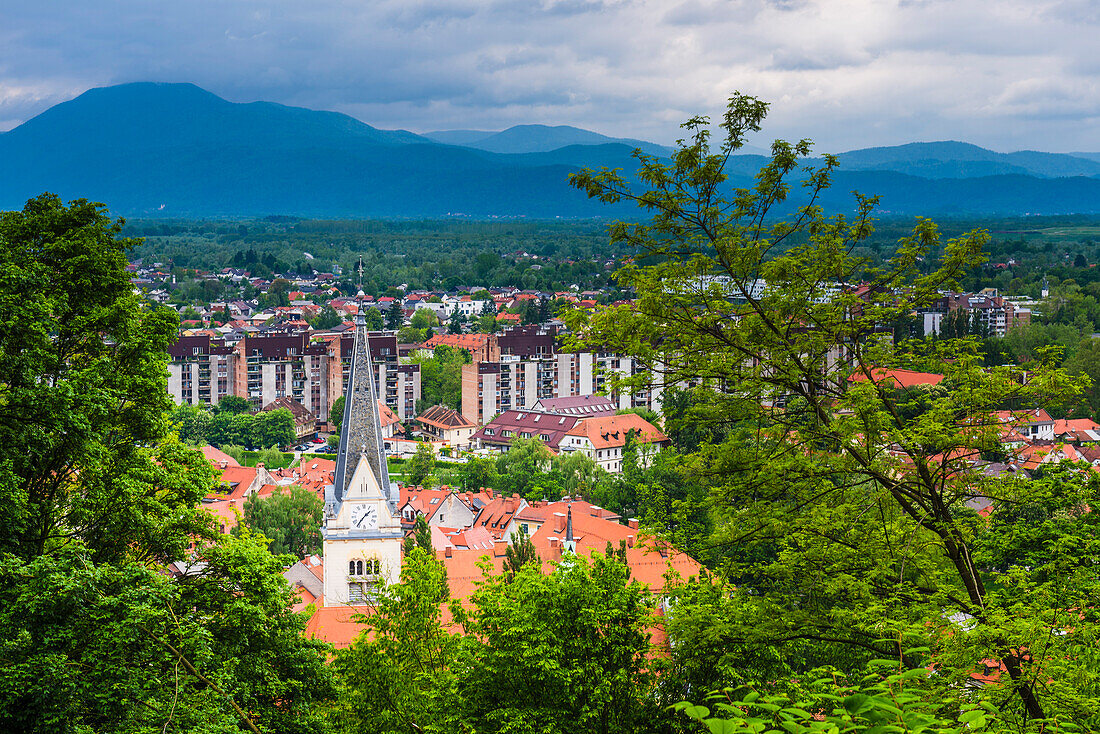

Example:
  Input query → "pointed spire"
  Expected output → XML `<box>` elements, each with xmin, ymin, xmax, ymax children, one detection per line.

<box><xmin>565</xmin><ymin>503</ymin><xmax>574</xmax><ymax>543</ymax></box>
<box><xmin>331</xmin><ymin>303</ymin><xmax>396</xmax><ymax>511</ymax></box>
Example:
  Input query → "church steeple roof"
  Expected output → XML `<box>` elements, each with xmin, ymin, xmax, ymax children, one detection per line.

<box><xmin>330</xmin><ymin>263</ymin><xmax>397</xmax><ymax>512</ymax></box>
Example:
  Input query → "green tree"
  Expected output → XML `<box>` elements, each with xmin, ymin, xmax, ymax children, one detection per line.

<box><xmin>454</xmin><ymin>554</ymin><xmax>659</xmax><ymax>733</ymax></box>
<box><xmin>411</xmin><ymin>308</ymin><xmax>436</xmax><ymax>330</ymax></box>
<box><xmin>496</xmin><ymin>437</ymin><xmax>554</xmax><ymax>499</ymax></box>
<box><xmin>475</xmin><ymin>311</ymin><xmax>499</xmax><ymax>333</ymax></box>
<box><xmin>240</xmin><ymin>485</ymin><xmax>324</xmax><ymax>558</ymax></box>
<box><xmin>311</xmin><ymin>304</ymin><xmax>342</xmax><ymax>329</ymax></box>
<box><xmin>168</xmin><ymin>402</ymin><xmax>214</xmax><ymax>444</ymax></box>
<box><xmin>566</xmin><ymin>93</ymin><xmax>1084</xmax><ymax>721</ymax></box>
<box><xmin>0</xmin><ymin>194</ymin><xmax>206</xmax><ymax>563</ymax></box>
<box><xmin>335</xmin><ymin>547</ymin><xmax>456</xmax><ymax>734</ymax></box>
<box><xmin>386</xmin><ymin>301</ymin><xmax>404</xmax><ymax>330</ymax></box>
<box><xmin>363</xmin><ymin>305</ymin><xmax>384</xmax><ymax>330</ymax></box>
<box><xmin>402</xmin><ymin>514</ymin><xmax>433</xmax><ymax>555</ymax></box>
<box><xmin>407</xmin><ymin>442</ymin><xmax>437</xmax><ymax>486</ymax></box>
<box><xmin>552</xmin><ymin>450</ymin><xmax>602</xmax><ymax>497</ymax></box>
<box><xmin>448</xmin><ymin>309</ymin><xmax>464</xmax><ymax>334</ymax></box>
<box><xmin>0</xmin><ymin>194</ymin><xmax>335</xmax><ymax>731</ymax></box>
<box><xmin>219</xmin><ymin>443</ymin><xmax>247</xmax><ymax>464</ymax></box>
<box><xmin>254</xmin><ymin>407</ymin><xmax>297</xmax><ymax>449</ymax></box>
<box><xmin>329</xmin><ymin>395</ymin><xmax>346</xmax><ymax>427</ymax></box>
<box><xmin>503</xmin><ymin>529</ymin><xmax>539</xmax><ymax>580</ymax></box>
<box><xmin>409</xmin><ymin>344</ymin><xmax>472</xmax><ymax>410</ymax></box>
<box><xmin>218</xmin><ymin>394</ymin><xmax>253</xmax><ymax>415</ymax></box>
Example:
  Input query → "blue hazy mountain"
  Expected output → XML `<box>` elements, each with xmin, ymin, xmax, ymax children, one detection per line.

<box><xmin>2</xmin><ymin>83</ymin><xmax>1100</xmax><ymax>218</ymax></box>
<box><xmin>833</xmin><ymin>141</ymin><xmax>1100</xmax><ymax>179</ymax></box>
<box><xmin>424</xmin><ymin>124</ymin><xmax>674</xmax><ymax>157</ymax></box>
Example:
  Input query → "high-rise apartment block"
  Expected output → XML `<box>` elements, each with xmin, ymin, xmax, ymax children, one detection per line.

<box><xmin>461</xmin><ymin>325</ymin><xmax>662</xmax><ymax>425</ymax></box>
<box><xmin>168</xmin><ymin>331</ymin><xmax>420</xmax><ymax>422</ymax></box>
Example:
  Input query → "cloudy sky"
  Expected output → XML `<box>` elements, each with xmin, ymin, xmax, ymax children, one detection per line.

<box><xmin>2</xmin><ymin>0</ymin><xmax>1098</xmax><ymax>152</ymax></box>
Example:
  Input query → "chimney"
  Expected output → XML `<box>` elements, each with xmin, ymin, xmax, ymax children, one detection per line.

<box><xmin>628</xmin><ymin>519</ymin><xmax>639</xmax><ymax>530</ymax></box>
<box><xmin>444</xmin><ymin>547</ymin><xmax>453</xmax><ymax>558</ymax></box>
<box><xmin>626</xmin><ymin>535</ymin><xmax>634</xmax><ymax>548</ymax></box>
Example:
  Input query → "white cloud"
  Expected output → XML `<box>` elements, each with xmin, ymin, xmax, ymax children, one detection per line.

<box><xmin>0</xmin><ymin>0</ymin><xmax>1098</xmax><ymax>151</ymax></box>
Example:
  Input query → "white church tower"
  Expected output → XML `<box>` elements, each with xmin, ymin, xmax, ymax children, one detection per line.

<box><xmin>322</xmin><ymin>276</ymin><xmax>403</xmax><ymax>605</ymax></box>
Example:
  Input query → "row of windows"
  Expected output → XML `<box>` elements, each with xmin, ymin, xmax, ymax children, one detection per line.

<box><xmin>348</xmin><ymin>559</ymin><xmax>381</xmax><ymax>576</ymax></box>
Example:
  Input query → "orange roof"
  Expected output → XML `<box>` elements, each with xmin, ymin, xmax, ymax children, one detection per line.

<box><xmin>210</xmin><ymin>465</ymin><xmax>259</xmax><ymax>500</ymax></box>
<box><xmin>564</xmin><ymin>413</ymin><xmax>668</xmax><ymax>450</ymax></box>
<box><xmin>472</xmin><ymin>494</ymin><xmax>528</xmax><ymax>540</ymax></box>
<box><xmin>420</xmin><ymin>333</ymin><xmax>491</xmax><ymax>351</ymax></box>
<box><xmin>1053</xmin><ymin>417</ymin><xmax>1100</xmax><ymax>433</ymax></box>
<box><xmin>417</xmin><ymin>404</ymin><xmax>477</xmax><ymax>430</ymax></box>
<box><xmin>201</xmin><ymin>445</ymin><xmax>240</xmax><ymax>467</ymax></box>
<box><xmin>203</xmin><ymin>498</ymin><xmax>244</xmax><ymax>534</ymax></box>
<box><xmin>993</xmin><ymin>408</ymin><xmax>1053</xmax><ymax>425</ymax></box>
<box><xmin>305</xmin><ymin>604</ymin><xmax>370</xmax><ymax>648</ymax></box>
<box><xmin>849</xmin><ymin>367</ymin><xmax>944</xmax><ymax>389</ymax></box>
<box><xmin>378</xmin><ymin>401</ymin><xmax>400</xmax><ymax>429</ymax></box>
<box><xmin>400</xmin><ymin>487</ymin><xmax>453</xmax><ymax>522</ymax></box>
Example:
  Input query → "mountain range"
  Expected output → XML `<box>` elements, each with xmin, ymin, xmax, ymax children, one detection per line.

<box><xmin>2</xmin><ymin>82</ymin><xmax>1099</xmax><ymax>218</ymax></box>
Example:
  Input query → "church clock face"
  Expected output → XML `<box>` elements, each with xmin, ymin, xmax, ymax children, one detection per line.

<box><xmin>350</xmin><ymin>504</ymin><xmax>378</xmax><ymax>530</ymax></box>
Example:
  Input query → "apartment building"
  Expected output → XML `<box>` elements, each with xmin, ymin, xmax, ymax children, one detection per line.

<box><xmin>920</xmin><ymin>290</ymin><xmax>1031</xmax><ymax>338</ymax></box>
<box><xmin>460</xmin><ymin>325</ymin><xmax>664</xmax><ymax>425</ymax></box>
<box><xmin>168</xmin><ymin>335</ymin><xmax>241</xmax><ymax>406</ymax></box>
<box><xmin>167</xmin><ymin>330</ymin><xmax>421</xmax><ymax>422</ymax></box>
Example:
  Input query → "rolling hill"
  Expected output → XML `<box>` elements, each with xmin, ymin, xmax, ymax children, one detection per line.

<box><xmin>2</xmin><ymin>83</ymin><xmax>1100</xmax><ymax>218</ymax></box>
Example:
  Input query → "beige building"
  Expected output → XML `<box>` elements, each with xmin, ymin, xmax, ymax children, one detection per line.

<box><xmin>561</xmin><ymin>413</ymin><xmax>669</xmax><ymax>473</ymax></box>
<box><xmin>416</xmin><ymin>405</ymin><xmax>478</xmax><ymax>449</ymax></box>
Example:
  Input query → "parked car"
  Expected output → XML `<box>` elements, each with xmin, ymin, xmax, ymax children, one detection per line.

<box><xmin>312</xmin><ymin>437</ymin><xmax>326</xmax><ymax>444</ymax></box>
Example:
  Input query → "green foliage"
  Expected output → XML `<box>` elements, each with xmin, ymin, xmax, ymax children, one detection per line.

<box><xmin>254</xmin><ymin>407</ymin><xmax>297</xmax><ymax>449</ymax></box>
<box><xmin>311</xmin><ymin>304</ymin><xmax>342</xmax><ymax>329</ymax></box>
<box><xmin>454</xmin><ymin>554</ymin><xmax>660</xmax><ymax>734</ymax></box>
<box><xmin>403</xmin><ymin>515</ymin><xmax>434</xmax><ymax>556</ymax></box>
<box><xmin>334</xmin><ymin>547</ymin><xmax>456</xmax><ymax>734</ymax></box>
<box><xmin>219</xmin><ymin>443</ymin><xmax>247</xmax><ymax>464</ymax></box>
<box><xmin>240</xmin><ymin>485</ymin><xmax>324</xmax><ymax>558</ymax></box>
<box><xmin>673</xmin><ymin>666</ymin><xmax>1070</xmax><ymax>734</ymax></box>
<box><xmin>168</xmin><ymin>402</ymin><xmax>214</xmax><ymax>444</ymax></box>
<box><xmin>475</xmin><ymin>311</ymin><xmax>499</xmax><ymax>333</ymax></box>
<box><xmin>408</xmin><ymin>442</ymin><xmax>437</xmax><ymax>487</ymax></box>
<box><xmin>330</xmin><ymin>394</ymin><xmax>346</xmax><ymax>427</ymax></box>
<box><xmin>495</xmin><ymin>437</ymin><xmax>554</xmax><ymax>500</ymax></box>
<box><xmin>410</xmin><ymin>344</ymin><xmax>472</xmax><ymax>410</ymax></box>
<box><xmin>566</xmin><ymin>93</ymin><xmax>1087</xmax><ymax>723</ymax></box>
<box><xmin>0</xmin><ymin>195</ymin><xmax>335</xmax><ymax>731</ymax></box>
<box><xmin>217</xmin><ymin>394</ymin><xmax>253</xmax><ymax>415</ymax></box>
<box><xmin>616</xmin><ymin>405</ymin><xmax>660</xmax><ymax>424</ymax></box>
<box><xmin>503</xmin><ymin>529</ymin><xmax>539</xmax><ymax>580</ymax></box>
<box><xmin>411</xmin><ymin>308</ymin><xmax>436</xmax><ymax>330</ymax></box>
<box><xmin>386</xmin><ymin>301</ymin><xmax>404</xmax><ymax>330</ymax></box>
<box><xmin>0</xmin><ymin>194</ymin><xmax>210</xmax><ymax>563</ymax></box>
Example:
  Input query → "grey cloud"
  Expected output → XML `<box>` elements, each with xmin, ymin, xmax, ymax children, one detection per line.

<box><xmin>2</xmin><ymin>0</ymin><xmax>1100</xmax><ymax>151</ymax></box>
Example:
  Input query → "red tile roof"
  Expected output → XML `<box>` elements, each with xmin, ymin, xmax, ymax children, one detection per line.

<box><xmin>849</xmin><ymin>367</ymin><xmax>944</xmax><ymax>389</ymax></box>
<box><xmin>564</xmin><ymin>413</ymin><xmax>668</xmax><ymax>450</ymax></box>
<box><xmin>420</xmin><ymin>333</ymin><xmax>491</xmax><ymax>351</ymax></box>
<box><xmin>201</xmin><ymin>445</ymin><xmax>240</xmax><ymax>467</ymax></box>
<box><xmin>417</xmin><ymin>405</ymin><xmax>477</xmax><ymax>430</ymax></box>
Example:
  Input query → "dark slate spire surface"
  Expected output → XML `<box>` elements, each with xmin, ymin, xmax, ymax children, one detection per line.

<box><xmin>331</xmin><ymin>290</ymin><xmax>397</xmax><ymax>511</ymax></box>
